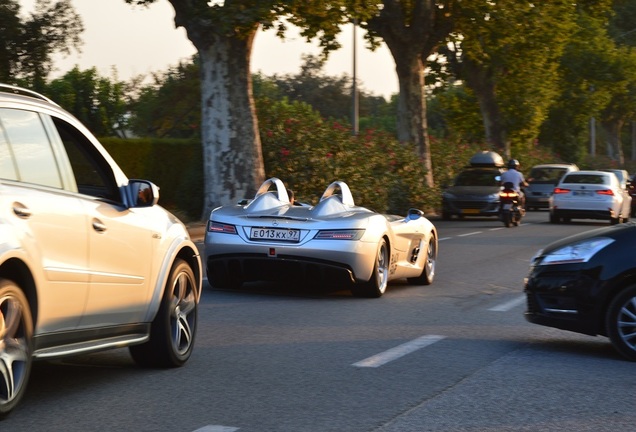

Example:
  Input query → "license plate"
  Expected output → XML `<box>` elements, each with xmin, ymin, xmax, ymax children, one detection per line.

<box><xmin>462</xmin><ymin>209</ymin><xmax>480</xmax><ymax>214</ymax></box>
<box><xmin>502</xmin><ymin>203</ymin><xmax>512</xmax><ymax>210</ymax></box>
<box><xmin>250</xmin><ymin>227</ymin><xmax>300</xmax><ymax>242</ymax></box>
<box><xmin>573</xmin><ymin>191</ymin><xmax>592</xmax><ymax>196</ymax></box>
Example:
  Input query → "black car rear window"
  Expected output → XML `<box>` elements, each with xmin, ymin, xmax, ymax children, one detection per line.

<box><xmin>454</xmin><ymin>170</ymin><xmax>500</xmax><ymax>186</ymax></box>
<box><xmin>562</xmin><ymin>174</ymin><xmax>608</xmax><ymax>185</ymax></box>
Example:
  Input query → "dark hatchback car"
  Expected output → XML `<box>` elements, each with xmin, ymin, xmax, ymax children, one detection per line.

<box><xmin>441</xmin><ymin>151</ymin><xmax>505</xmax><ymax>220</ymax></box>
<box><xmin>524</xmin><ymin>223</ymin><xmax>636</xmax><ymax>361</ymax></box>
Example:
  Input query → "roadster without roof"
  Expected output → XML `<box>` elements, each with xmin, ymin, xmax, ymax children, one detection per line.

<box><xmin>204</xmin><ymin>178</ymin><xmax>438</xmax><ymax>297</ymax></box>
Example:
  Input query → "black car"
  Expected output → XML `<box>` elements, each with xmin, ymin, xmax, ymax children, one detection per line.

<box><xmin>441</xmin><ymin>151</ymin><xmax>505</xmax><ymax>220</ymax></box>
<box><xmin>524</xmin><ymin>223</ymin><xmax>636</xmax><ymax>361</ymax></box>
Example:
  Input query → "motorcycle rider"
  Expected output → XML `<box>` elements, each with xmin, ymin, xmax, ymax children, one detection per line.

<box><xmin>500</xmin><ymin>159</ymin><xmax>529</xmax><ymax>208</ymax></box>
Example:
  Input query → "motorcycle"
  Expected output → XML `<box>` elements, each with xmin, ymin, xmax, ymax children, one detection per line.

<box><xmin>499</xmin><ymin>182</ymin><xmax>524</xmax><ymax>227</ymax></box>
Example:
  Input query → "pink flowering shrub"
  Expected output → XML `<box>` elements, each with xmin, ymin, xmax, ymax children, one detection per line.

<box><xmin>257</xmin><ymin>98</ymin><xmax>558</xmax><ymax>214</ymax></box>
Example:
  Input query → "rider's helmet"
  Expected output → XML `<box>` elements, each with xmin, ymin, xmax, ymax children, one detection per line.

<box><xmin>507</xmin><ymin>159</ymin><xmax>520</xmax><ymax>170</ymax></box>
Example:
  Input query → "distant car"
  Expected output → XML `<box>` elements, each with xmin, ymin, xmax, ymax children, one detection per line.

<box><xmin>0</xmin><ymin>84</ymin><xmax>202</xmax><ymax>417</ymax></box>
<box><xmin>599</xmin><ymin>169</ymin><xmax>630</xmax><ymax>189</ymax></box>
<box><xmin>525</xmin><ymin>163</ymin><xmax>578</xmax><ymax>210</ymax></box>
<box><xmin>441</xmin><ymin>151</ymin><xmax>505</xmax><ymax>219</ymax></box>
<box><xmin>525</xmin><ymin>223</ymin><xmax>636</xmax><ymax>361</ymax></box>
<box><xmin>204</xmin><ymin>178</ymin><xmax>438</xmax><ymax>298</ymax></box>
<box><xmin>630</xmin><ymin>174</ymin><xmax>636</xmax><ymax>216</ymax></box>
<box><xmin>549</xmin><ymin>170</ymin><xmax>631</xmax><ymax>224</ymax></box>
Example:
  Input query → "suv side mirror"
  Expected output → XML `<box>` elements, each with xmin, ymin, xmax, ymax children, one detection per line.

<box><xmin>129</xmin><ymin>179</ymin><xmax>160</xmax><ymax>208</ymax></box>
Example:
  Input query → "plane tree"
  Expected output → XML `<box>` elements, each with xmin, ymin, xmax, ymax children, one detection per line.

<box><xmin>443</xmin><ymin>0</ymin><xmax>581</xmax><ymax>158</ymax></box>
<box><xmin>360</xmin><ymin>0</ymin><xmax>454</xmax><ymax>189</ymax></box>
<box><xmin>0</xmin><ymin>0</ymin><xmax>83</xmax><ymax>90</ymax></box>
<box><xmin>126</xmin><ymin>0</ymin><xmax>381</xmax><ymax>215</ymax></box>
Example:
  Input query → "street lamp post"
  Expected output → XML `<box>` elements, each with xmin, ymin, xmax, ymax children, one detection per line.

<box><xmin>351</xmin><ymin>19</ymin><xmax>359</xmax><ymax>135</ymax></box>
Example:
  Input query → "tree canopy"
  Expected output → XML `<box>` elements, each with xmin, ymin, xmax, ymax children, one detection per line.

<box><xmin>0</xmin><ymin>0</ymin><xmax>83</xmax><ymax>90</ymax></box>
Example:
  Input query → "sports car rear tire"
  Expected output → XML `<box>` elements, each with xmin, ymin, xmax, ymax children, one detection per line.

<box><xmin>0</xmin><ymin>279</ymin><xmax>33</xmax><ymax>419</ymax></box>
<box><xmin>607</xmin><ymin>284</ymin><xmax>636</xmax><ymax>361</ymax></box>
<box><xmin>130</xmin><ymin>259</ymin><xmax>198</xmax><ymax>367</ymax></box>
<box><xmin>407</xmin><ymin>235</ymin><xmax>437</xmax><ymax>286</ymax></box>
<box><xmin>351</xmin><ymin>238</ymin><xmax>389</xmax><ymax>298</ymax></box>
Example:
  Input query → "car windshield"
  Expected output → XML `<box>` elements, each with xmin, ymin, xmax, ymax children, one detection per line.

<box><xmin>454</xmin><ymin>170</ymin><xmax>499</xmax><ymax>187</ymax></box>
<box><xmin>529</xmin><ymin>168</ymin><xmax>568</xmax><ymax>184</ymax></box>
<box><xmin>562</xmin><ymin>173</ymin><xmax>608</xmax><ymax>185</ymax></box>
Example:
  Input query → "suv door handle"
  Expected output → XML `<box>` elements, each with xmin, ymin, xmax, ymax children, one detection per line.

<box><xmin>92</xmin><ymin>219</ymin><xmax>107</xmax><ymax>233</ymax></box>
<box><xmin>13</xmin><ymin>203</ymin><xmax>31</xmax><ymax>218</ymax></box>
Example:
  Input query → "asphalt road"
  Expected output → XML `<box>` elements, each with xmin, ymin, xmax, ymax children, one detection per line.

<box><xmin>5</xmin><ymin>211</ymin><xmax>636</xmax><ymax>431</ymax></box>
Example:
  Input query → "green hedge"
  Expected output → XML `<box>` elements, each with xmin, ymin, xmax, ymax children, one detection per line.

<box><xmin>100</xmin><ymin>137</ymin><xmax>204</xmax><ymax>221</ymax></box>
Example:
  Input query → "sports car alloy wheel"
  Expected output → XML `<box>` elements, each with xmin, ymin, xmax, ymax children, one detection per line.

<box><xmin>352</xmin><ymin>238</ymin><xmax>389</xmax><ymax>298</ymax></box>
<box><xmin>607</xmin><ymin>284</ymin><xmax>636</xmax><ymax>361</ymax></box>
<box><xmin>130</xmin><ymin>259</ymin><xmax>198</xmax><ymax>367</ymax></box>
<box><xmin>0</xmin><ymin>280</ymin><xmax>33</xmax><ymax>418</ymax></box>
<box><xmin>407</xmin><ymin>235</ymin><xmax>437</xmax><ymax>285</ymax></box>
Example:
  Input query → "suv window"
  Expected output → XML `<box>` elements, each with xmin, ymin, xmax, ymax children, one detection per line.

<box><xmin>0</xmin><ymin>116</ymin><xmax>18</xmax><ymax>180</ymax></box>
<box><xmin>52</xmin><ymin>117</ymin><xmax>120</xmax><ymax>202</ymax></box>
<box><xmin>0</xmin><ymin>108</ymin><xmax>63</xmax><ymax>188</ymax></box>
<box><xmin>454</xmin><ymin>169</ymin><xmax>500</xmax><ymax>187</ymax></box>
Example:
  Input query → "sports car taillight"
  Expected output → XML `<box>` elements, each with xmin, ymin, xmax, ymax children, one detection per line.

<box><xmin>208</xmin><ymin>221</ymin><xmax>237</xmax><ymax>234</ymax></box>
<box><xmin>314</xmin><ymin>229</ymin><xmax>365</xmax><ymax>240</ymax></box>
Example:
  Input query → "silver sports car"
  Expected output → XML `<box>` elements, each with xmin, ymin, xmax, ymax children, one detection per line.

<box><xmin>204</xmin><ymin>178</ymin><xmax>438</xmax><ymax>297</ymax></box>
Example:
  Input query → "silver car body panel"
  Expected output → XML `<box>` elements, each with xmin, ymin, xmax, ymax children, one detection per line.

<box><xmin>205</xmin><ymin>178</ymin><xmax>437</xmax><ymax>287</ymax></box>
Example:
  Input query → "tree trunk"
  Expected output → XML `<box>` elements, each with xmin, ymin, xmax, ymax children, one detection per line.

<box><xmin>391</xmin><ymin>48</ymin><xmax>434</xmax><ymax>188</ymax></box>
<box><xmin>196</xmin><ymin>32</ymin><xmax>265</xmax><ymax>215</ymax></box>
<box><xmin>602</xmin><ymin>119</ymin><xmax>625</xmax><ymax>166</ymax></box>
<box><xmin>461</xmin><ymin>57</ymin><xmax>509</xmax><ymax>157</ymax></box>
<box><xmin>169</xmin><ymin>1</ymin><xmax>265</xmax><ymax>217</ymax></box>
<box><xmin>366</xmin><ymin>0</ymin><xmax>452</xmax><ymax>190</ymax></box>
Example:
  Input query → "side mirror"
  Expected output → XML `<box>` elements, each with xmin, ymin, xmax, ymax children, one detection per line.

<box><xmin>129</xmin><ymin>179</ymin><xmax>159</xmax><ymax>208</ymax></box>
<box><xmin>407</xmin><ymin>208</ymin><xmax>424</xmax><ymax>220</ymax></box>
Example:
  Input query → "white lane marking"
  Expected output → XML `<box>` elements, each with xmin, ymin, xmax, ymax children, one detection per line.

<box><xmin>488</xmin><ymin>295</ymin><xmax>526</xmax><ymax>312</ymax></box>
<box><xmin>457</xmin><ymin>231</ymin><xmax>482</xmax><ymax>237</ymax></box>
<box><xmin>193</xmin><ymin>426</ymin><xmax>239</xmax><ymax>432</ymax></box>
<box><xmin>439</xmin><ymin>237</ymin><xmax>452</xmax><ymax>241</ymax></box>
<box><xmin>352</xmin><ymin>335</ymin><xmax>446</xmax><ymax>368</ymax></box>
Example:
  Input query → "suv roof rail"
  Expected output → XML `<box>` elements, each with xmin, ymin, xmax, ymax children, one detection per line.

<box><xmin>0</xmin><ymin>83</ymin><xmax>57</xmax><ymax>104</ymax></box>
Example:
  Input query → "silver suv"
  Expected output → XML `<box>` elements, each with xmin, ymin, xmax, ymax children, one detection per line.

<box><xmin>0</xmin><ymin>84</ymin><xmax>202</xmax><ymax>417</ymax></box>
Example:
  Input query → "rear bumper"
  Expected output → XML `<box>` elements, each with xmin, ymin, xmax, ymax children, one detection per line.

<box><xmin>526</xmin><ymin>195</ymin><xmax>550</xmax><ymax>208</ymax></box>
<box><xmin>206</xmin><ymin>253</ymin><xmax>356</xmax><ymax>288</ymax></box>
<box><xmin>442</xmin><ymin>199</ymin><xmax>500</xmax><ymax>217</ymax></box>
<box><xmin>551</xmin><ymin>208</ymin><xmax>612</xmax><ymax>221</ymax></box>
<box><xmin>204</xmin><ymin>232</ymin><xmax>378</xmax><ymax>287</ymax></box>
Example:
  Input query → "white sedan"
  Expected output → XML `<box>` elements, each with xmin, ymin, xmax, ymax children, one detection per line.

<box><xmin>549</xmin><ymin>170</ymin><xmax>632</xmax><ymax>224</ymax></box>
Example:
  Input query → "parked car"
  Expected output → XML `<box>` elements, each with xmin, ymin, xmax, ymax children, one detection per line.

<box><xmin>0</xmin><ymin>84</ymin><xmax>202</xmax><ymax>417</ymax></box>
<box><xmin>525</xmin><ymin>163</ymin><xmax>578</xmax><ymax>210</ymax></box>
<box><xmin>549</xmin><ymin>170</ymin><xmax>631</xmax><ymax>224</ymax></box>
<box><xmin>441</xmin><ymin>151</ymin><xmax>505</xmax><ymax>219</ymax></box>
<box><xmin>204</xmin><ymin>177</ymin><xmax>438</xmax><ymax>298</ymax></box>
<box><xmin>525</xmin><ymin>223</ymin><xmax>636</xmax><ymax>361</ymax></box>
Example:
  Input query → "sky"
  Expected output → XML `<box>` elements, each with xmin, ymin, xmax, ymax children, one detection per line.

<box><xmin>18</xmin><ymin>0</ymin><xmax>398</xmax><ymax>99</ymax></box>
